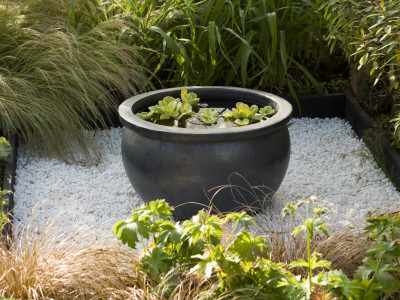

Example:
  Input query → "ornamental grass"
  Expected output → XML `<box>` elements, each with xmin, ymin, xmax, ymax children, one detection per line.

<box><xmin>0</xmin><ymin>1</ymin><xmax>148</xmax><ymax>163</ymax></box>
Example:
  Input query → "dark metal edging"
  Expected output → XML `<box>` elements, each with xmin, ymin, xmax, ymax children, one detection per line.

<box><xmin>344</xmin><ymin>94</ymin><xmax>400</xmax><ymax>190</ymax></box>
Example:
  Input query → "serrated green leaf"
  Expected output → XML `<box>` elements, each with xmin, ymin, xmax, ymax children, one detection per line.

<box><xmin>142</xmin><ymin>246</ymin><xmax>174</xmax><ymax>278</ymax></box>
<box><xmin>157</xmin><ymin>220</ymin><xmax>181</xmax><ymax>245</ymax></box>
<box><xmin>182</xmin><ymin>210</ymin><xmax>224</xmax><ymax>245</ymax></box>
<box><xmin>190</xmin><ymin>252</ymin><xmax>217</xmax><ymax>279</ymax></box>
<box><xmin>228</xmin><ymin>231</ymin><xmax>269</xmax><ymax>261</ymax></box>
<box><xmin>290</xmin><ymin>258</ymin><xmax>309</xmax><ymax>268</ymax></box>
<box><xmin>148</xmin><ymin>199</ymin><xmax>174</xmax><ymax>220</ymax></box>
<box><xmin>225</xmin><ymin>211</ymin><xmax>253</xmax><ymax>230</ymax></box>
<box><xmin>114</xmin><ymin>221</ymin><xmax>140</xmax><ymax>249</ymax></box>
<box><xmin>292</xmin><ymin>224</ymin><xmax>305</xmax><ymax>237</ymax></box>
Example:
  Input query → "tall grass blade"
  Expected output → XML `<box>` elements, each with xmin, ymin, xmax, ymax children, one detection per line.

<box><xmin>279</xmin><ymin>30</ymin><xmax>288</xmax><ymax>70</ymax></box>
<box><xmin>267</xmin><ymin>12</ymin><xmax>278</xmax><ymax>61</ymax></box>
<box><xmin>288</xmin><ymin>56</ymin><xmax>324</xmax><ymax>94</ymax></box>
<box><xmin>208</xmin><ymin>21</ymin><xmax>217</xmax><ymax>67</ymax></box>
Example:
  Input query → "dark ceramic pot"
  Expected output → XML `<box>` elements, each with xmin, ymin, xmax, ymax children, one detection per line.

<box><xmin>119</xmin><ymin>86</ymin><xmax>292</xmax><ymax>220</ymax></box>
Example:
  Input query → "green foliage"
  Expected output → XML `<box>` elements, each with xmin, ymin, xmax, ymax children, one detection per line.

<box><xmin>321</xmin><ymin>0</ymin><xmax>400</xmax><ymax>91</ymax></box>
<box><xmin>0</xmin><ymin>136</ymin><xmax>12</xmax><ymax>232</ymax></box>
<box><xmin>282</xmin><ymin>196</ymin><xmax>331</xmax><ymax>297</ymax></box>
<box><xmin>136</xmin><ymin>89</ymin><xmax>197</xmax><ymax>126</ymax></box>
<box><xmin>180</xmin><ymin>87</ymin><xmax>200</xmax><ymax>106</ymax></box>
<box><xmin>199</xmin><ymin>108</ymin><xmax>218</xmax><ymax>125</ymax></box>
<box><xmin>0</xmin><ymin>190</ymin><xmax>12</xmax><ymax>233</ymax></box>
<box><xmin>260</xmin><ymin>105</ymin><xmax>277</xmax><ymax>117</ymax></box>
<box><xmin>314</xmin><ymin>214</ymin><xmax>400</xmax><ymax>299</ymax></box>
<box><xmin>390</xmin><ymin>112</ymin><xmax>400</xmax><ymax>140</ymax></box>
<box><xmin>115</xmin><ymin>199</ymin><xmax>400</xmax><ymax>299</ymax></box>
<box><xmin>137</xmin><ymin>88</ymin><xmax>277</xmax><ymax>127</ymax></box>
<box><xmin>223</xmin><ymin>102</ymin><xmax>276</xmax><ymax>126</ymax></box>
<box><xmin>114</xmin><ymin>199</ymin><xmax>298</xmax><ymax>298</ymax></box>
<box><xmin>351</xmin><ymin>214</ymin><xmax>400</xmax><ymax>297</ymax></box>
<box><xmin>0</xmin><ymin>137</ymin><xmax>12</xmax><ymax>161</ymax></box>
<box><xmin>68</xmin><ymin>0</ymin><xmax>326</xmax><ymax>96</ymax></box>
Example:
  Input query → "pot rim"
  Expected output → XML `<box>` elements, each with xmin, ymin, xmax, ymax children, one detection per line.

<box><xmin>119</xmin><ymin>86</ymin><xmax>292</xmax><ymax>142</ymax></box>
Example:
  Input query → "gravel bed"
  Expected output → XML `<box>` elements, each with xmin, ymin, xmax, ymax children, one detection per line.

<box><xmin>12</xmin><ymin>118</ymin><xmax>400</xmax><ymax>243</ymax></box>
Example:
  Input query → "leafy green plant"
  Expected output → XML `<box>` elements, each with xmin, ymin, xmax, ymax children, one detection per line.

<box><xmin>311</xmin><ymin>213</ymin><xmax>400</xmax><ymax>299</ymax></box>
<box><xmin>223</xmin><ymin>102</ymin><xmax>262</xmax><ymax>126</ymax></box>
<box><xmin>390</xmin><ymin>113</ymin><xmax>400</xmax><ymax>139</ymax></box>
<box><xmin>137</xmin><ymin>88</ymin><xmax>277</xmax><ymax>127</ymax></box>
<box><xmin>114</xmin><ymin>199</ymin><xmax>299</xmax><ymax>298</ymax></box>
<box><xmin>113</xmin><ymin>198</ymin><xmax>400</xmax><ymax>299</ymax></box>
<box><xmin>136</xmin><ymin>88</ymin><xmax>197</xmax><ymax>126</ymax></box>
<box><xmin>0</xmin><ymin>137</ymin><xmax>11</xmax><ymax>161</ymax></box>
<box><xmin>223</xmin><ymin>102</ymin><xmax>276</xmax><ymax>126</ymax></box>
<box><xmin>0</xmin><ymin>190</ymin><xmax>12</xmax><ymax>233</ymax></box>
<box><xmin>321</xmin><ymin>0</ymin><xmax>400</xmax><ymax>91</ymax></box>
<box><xmin>351</xmin><ymin>214</ymin><xmax>400</xmax><ymax>298</ymax></box>
<box><xmin>282</xmin><ymin>196</ymin><xmax>331</xmax><ymax>297</ymax></box>
<box><xmin>181</xmin><ymin>87</ymin><xmax>200</xmax><ymax>105</ymax></box>
<box><xmin>199</xmin><ymin>108</ymin><xmax>218</xmax><ymax>125</ymax></box>
<box><xmin>260</xmin><ymin>105</ymin><xmax>277</xmax><ymax>117</ymax></box>
<box><xmin>0</xmin><ymin>137</ymin><xmax>12</xmax><ymax>232</ymax></box>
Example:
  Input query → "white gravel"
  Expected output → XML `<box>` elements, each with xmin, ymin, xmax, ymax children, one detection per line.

<box><xmin>12</xmin><ymin>118</ymin><xmax>400</xmax><ymax>243</ymax></box>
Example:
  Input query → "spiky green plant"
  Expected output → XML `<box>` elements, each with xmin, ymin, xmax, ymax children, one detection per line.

<box><xmin>67</xmin><ymin>0</ymin><xmax>327</xmax><ymax>96</ymax></box>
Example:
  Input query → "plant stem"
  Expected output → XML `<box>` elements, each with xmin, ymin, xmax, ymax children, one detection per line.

<box><xmin>141</xmin><ymin>236</ymin><xmax>146</xmax><ymax>253</ymax></box>
<box><xmin>306</xmin><ymin>202</ymin><xmax>312</xmax><ymax>295</ymax></box>
<box><xmin>308</xmin><ymin>230</ymin><xmax>312</xmax><ymax>295</ymax></box>
<box><xmin>225</xmin><ymin>223</ymin><xmax>239</xmax><ymax>247</ymax></box>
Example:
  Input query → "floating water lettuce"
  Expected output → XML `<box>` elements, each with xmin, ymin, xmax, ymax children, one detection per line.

<box><xmin>136</xmin><ymin>95</ymin><xmax>195</xmax><ymax>125</ymax></box>
<box><xmin>223</xmin><ymin>102</ymin><xmax>263</xmax><ymax>126</ymax></box>
<box><xmin>153</xmin><ymin>97</ymin><xmax>182</xmax><ymax>120</ymax></box>
<box><xmin>181</xmin><ymin>87</ymin><xmax>200</xmax><ymax>105</ymax></box>
<box><xmin>199</xmin><ymin>108</ymin><xmax>218</xmax><ymax>125</ymax></box>
<box><xmin>136</xmin><ymin>88</ymin><xmax>277</xmax><ymax>127</ymax></box>
<box><xmin>259</xmin><ymin>105</ymin><xmax>276</xmax><ymax>117</ymax></box>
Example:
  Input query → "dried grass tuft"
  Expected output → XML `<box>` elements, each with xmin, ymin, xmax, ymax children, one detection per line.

<box><xmin>0</xmin><ymin>223</ymin><xmax>144</xmax><ymax>299</ymax></box>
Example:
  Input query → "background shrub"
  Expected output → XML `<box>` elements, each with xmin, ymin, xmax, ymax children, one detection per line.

<box><xmin>321</xmin><ymin>0</ymin><xmax>400</xmax><ymax>91</ymax></box>
<box><xmin>68</xmin><ymin>0</ymin><xmax>330</xmax><ymax>93</ymax></box>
